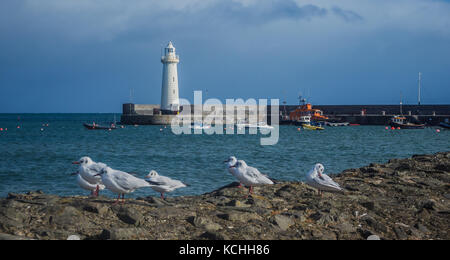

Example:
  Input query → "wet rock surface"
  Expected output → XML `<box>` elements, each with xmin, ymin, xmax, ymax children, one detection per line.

<box><xmin>0</xmin><ymin>152</ymin><xmax>449</xmax><ymax>240</ymax></box>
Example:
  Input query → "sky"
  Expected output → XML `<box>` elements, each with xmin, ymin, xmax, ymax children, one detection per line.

<box><xmin>0</xmin><ymin>0</ymin><xmax>449</xmax><ymax>113</ymax></box>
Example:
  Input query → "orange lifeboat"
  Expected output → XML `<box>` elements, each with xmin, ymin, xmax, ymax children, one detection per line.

<box><xmin>289</xmin><ymin>103</ymin><xmax>328</xmax><ymax>122</ymax></box>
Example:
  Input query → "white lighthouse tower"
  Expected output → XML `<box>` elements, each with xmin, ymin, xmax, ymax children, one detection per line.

<box><xmin>160</xmin><ymin>41</ymin><xmax>180</xmax><ymax>113</ymax></box>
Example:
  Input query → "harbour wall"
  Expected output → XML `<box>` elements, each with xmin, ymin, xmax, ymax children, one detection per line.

<box><xmin>121</xmin><ymin>103</ymin><xmax>450</xmax><ymax>125</ymax></box>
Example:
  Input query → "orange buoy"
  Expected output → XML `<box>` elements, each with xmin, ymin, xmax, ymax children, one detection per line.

<box><xmin>397</xmin><ymin>127</ymin><xmax>401</xmax><ymax>130</ymax></box>
<box><xmin>297</xmin><ymin>128</ymin><xmax>301</xmax><ymax>131</ymax></box>
<box><xmin>0</xmin><ymin>128</ymin><xmax>3</xmax><ymax>131</ymax></box>
<box><xmin>391</xmin><ymin>127</ymin><xmax>395</xmax><ymax>130</ymax></box>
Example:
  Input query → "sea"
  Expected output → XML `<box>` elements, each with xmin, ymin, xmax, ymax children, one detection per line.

<box><xmin>0</xmin><ymin>113</ymin><xmax>448</xmax><ymax>199</ymax></box>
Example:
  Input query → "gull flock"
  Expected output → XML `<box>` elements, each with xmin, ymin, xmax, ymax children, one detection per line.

<box><xmin>72</xmin><ymin>156</ymin><xmax>343</xmax><ymax>203</ymax></box>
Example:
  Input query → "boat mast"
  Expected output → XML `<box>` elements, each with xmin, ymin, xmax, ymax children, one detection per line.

<box><xmin>418</xmin><ymin>72</ymin><xmax>421</xmax><ymax>105</ymax></box>
<box><xmin>400</xmin><ymin>92</ymin><xmax>403</xmax><ymax>115</ymax></box>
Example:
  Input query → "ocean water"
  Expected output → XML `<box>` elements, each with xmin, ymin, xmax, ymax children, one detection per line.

<box><xmin>0</xmin><ymin>113</ymin><xmax>448</xmax><ymax>199</ymax></box>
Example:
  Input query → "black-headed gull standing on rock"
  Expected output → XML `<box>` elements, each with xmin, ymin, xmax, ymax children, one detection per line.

<box><xmin>145</xmin><ymin>170</ymin><xmax>188</xmax><ymax>199</ymax></box>
<box><xmin>96</xmin><ymin>166</ymin><xmax>155</xmax><ymax>204</ymax></box>
<box><xmin>230</xmin><ymin>160</ymin><xmax>274</xmax><ymax>196</ymax></box>
<box><xmin>71</xmin><ymin>172</ymin><xmax>106</xmax><ymax>196</ymax></box>
<box><xmin>72</xmin><ymin>156</ymin><xmax>106</xmax><ymax>197</ymax></box>
<box><xmin>305</xmin><ymin>163</ymin><xmax>343</xmax><ymax>196</ymax></box>
<box><xmin>224</xmin><ymin>156</ymin><xmax>243</xmax><ymax>188</ymax></box>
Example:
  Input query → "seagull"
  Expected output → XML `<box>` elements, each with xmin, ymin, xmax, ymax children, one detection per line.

<box><xmin>224</xmin><ymin>156</ymin><xmax>243</xmax><ymax>188</ymax></box>
<box><xmin>230</xmin><ymin>160</ymin><xmax>274</xmax><ymax>196</ymax></box>
<box><xmin>71</xmin><ymin>171</ymin><xmax>105</xmax><ymax>196</ymax></box>
<box><xmin>145</xmin><ymin>170</ymin><xmax>188</xmax><ymax>199</ymax></box>
<box><xmin>72</xmin><ymin>156</ymin><xmax>106</xmax><ymax>197</ymax></box>
<box><xmin>305</xmin><ymin>163</ymin><xmax>343</xmax><ymax>196</ymax></box>
<box><xmin>95</xmin><ymin>166</ymin><xmax>154</xmax><ymax>204</ymax></box>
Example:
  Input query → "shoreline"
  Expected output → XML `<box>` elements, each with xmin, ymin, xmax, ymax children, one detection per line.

<box><xmin>0</xmin><ymin>151</ymin><xmax>449</xmax><ymax>240</ymax></box>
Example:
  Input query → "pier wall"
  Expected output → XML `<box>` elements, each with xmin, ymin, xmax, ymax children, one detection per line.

<box><xmin>121</xmin><ymin>103</ymin><xmax>450</xmax><ymax>125</ymax></box>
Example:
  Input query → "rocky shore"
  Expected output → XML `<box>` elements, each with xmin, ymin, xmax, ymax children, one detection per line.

<box><xmin>1</xmin><ymin>152</ymin><xmax>449</xmax><ymax>240</ymax></box>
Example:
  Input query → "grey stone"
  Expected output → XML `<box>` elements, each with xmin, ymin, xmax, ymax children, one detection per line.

<box><xmin>272</xmin><ymin>215</ymin><xmax>294</xmax><ymax>231</ymax></box>
<box><xmin>116</xmin><ymin>207</ymin><xmax>143</xmax><ymax>226</ymax></box>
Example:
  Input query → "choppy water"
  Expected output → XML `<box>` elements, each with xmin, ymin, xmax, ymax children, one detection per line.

<box><xmin>0</xmin><ymin>113</ymin><xmax>448</xmax><ymax>198</ymax></box>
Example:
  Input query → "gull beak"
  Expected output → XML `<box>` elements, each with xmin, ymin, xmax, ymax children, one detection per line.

<box><xmin>72</xmin><ymin>161</ymin><xmax>80</xmax><ymax>165</ymax></box>
<box><xmin>223</xmin><ymin>160</ymin><xmax>229</xmax><ymax>163</ymax></box>
<box><xmin>94</xmin><ymin>173</ymin><xmax>101</xmax><ymax>177</ymax></box>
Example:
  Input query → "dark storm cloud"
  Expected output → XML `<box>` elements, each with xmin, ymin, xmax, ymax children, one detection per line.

<box><xmin>331</xmin><ymin>6</ymin><xmax>364</xmax><ymax>23</ymax></box>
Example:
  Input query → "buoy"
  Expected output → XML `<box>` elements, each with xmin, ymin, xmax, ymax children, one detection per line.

<box><xmin>297</xmin><ymin>128</ymin><xmax>301</xmax><ymax>131</ymax></box>
<box><xmin>108</xmin><ymin>129</ymin><xmax>111</xmax><ymax>131</ymax></box>
<box><xmin>391</xmin><ymin>127</ymin><xmax>395</xmax><ymax>130</ymax></box>
<box><xmin>385</xmin><ymin>126</ymin><xmax>389</xmax><ymax>130</ymax></box>
<box><xmin>17</xmin><ymin>126</ymin><xmax>20</xmax><ymax>129</ymax></box>
<box><xmin>0</xmin><ymin>128</ymin><xmax>3</xmax><ymax>131</ymax></box>
<box><xmin>160</xmin><ymin>128</ymin><xmax>163</xmax><ymax>131</ymax></box>
<box><xmin>397</xmin><ymin>127</ymin><xmax>401</xmax><ymax>130</ymax></box>
<box><xmin>436</xmin><ymin>129</ymin><xmax>441</xmax><ymax>133</ymax></box>
<box><xmin>40</xmin><ymin>128</ymin><xmax>44</xmax><ymax>131</ymax></box>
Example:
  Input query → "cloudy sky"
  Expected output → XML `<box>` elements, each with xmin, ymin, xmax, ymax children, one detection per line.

<box><xmin>1</xmin><ymin>0</ymin><xmax>449</xmax><ymax>112</ymax></box>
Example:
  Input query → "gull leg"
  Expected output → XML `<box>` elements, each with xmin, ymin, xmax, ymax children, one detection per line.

<box><xmin>122</xmin><ymin>194</ymin><xmax>125</xmax><ymax>204</ymax></box>
<box><xmin>95</xmin><ymin>185</ymin><xmax>100</xmax><ymax>197</ymax></box>
<box><xmin>160</xmin><ymin>193</ymin><xmax>165</xmax><ymax>200</ymax></box>
<box><xmin>114</xmin><ymin>194</ymin><xmax>120</xmax><ymax>205</ymax></box>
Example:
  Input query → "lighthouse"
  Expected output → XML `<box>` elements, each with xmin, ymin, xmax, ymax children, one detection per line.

<box><xmin>160</xmin><ymin>41</ymin><xmax>180</xmax><ymax>113</ymax></box>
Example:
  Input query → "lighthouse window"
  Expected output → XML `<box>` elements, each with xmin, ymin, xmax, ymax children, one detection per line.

<box><xmin>173</xmin><ymin>77</ymin><xmax>175</xmax><ymax>82</ymax></box>
<box><xmin>173</xmin><ymin>90</ymin><xmax>175</xmax><ymax>94</ymax></box>
<box><xmin>168</xmin><ymin>48</ymin><xmax>173</xmax><ymax>53</ymax></box>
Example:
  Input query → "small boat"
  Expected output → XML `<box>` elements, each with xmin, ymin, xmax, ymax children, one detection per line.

<box><xmin>389</xmin><ymin>116</ymin><xmax>425</xmax><ymax>129</ymax></box>
<box><xmin>190</xmin><ymin>123</ymin><xmax>211</xmax><ymax>130</ymax></box>
<box><xmin>236</xmin><ymin>121</ymin><xmax>274</xmax><ymax>130</ymax></box>
<box><xmin>83</xmin><ymin>122</ymin><xmax>117</xmax><ymax>130</ymax></box>
<box><xmin>302</xmin><ymin>124</ymin><xmax>324</xmax><ymax>131</ymax></box>
<box><xmin>439</xmin><ymin>122</ymin><xmax>450</xmax><ymax>129</ymax></box>
<box><xmin>325</xmin><ymin>122</ymin><xmax>350</xmax><ymax>127</ymax></box>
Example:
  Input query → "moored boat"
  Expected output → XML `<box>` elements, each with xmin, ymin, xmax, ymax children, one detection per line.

<box><xmin>83</xmin><ymin>122</ymin><xmax>117</xmax><ymax>130</ymax></box>
<box><xmin>439</xmin><ymin>122</ymin><xmax>450</xmax><ymax>129</ymax></box>
<box><xmin>302</xmin><ymin>123</ymin><xmax>324</xmax><ymax>131</ymax></box>
<box><xmin>389</xmin><ymin>116</ymin><xmax>425</xmax><ymax>129</ymax></box>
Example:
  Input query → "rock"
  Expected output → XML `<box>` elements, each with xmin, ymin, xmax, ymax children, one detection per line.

<box><xmin>393</xmin><ymin>226</ymin><xmax>408</xmax><ymax>240</ymax></box>
<box><xmin>420</xmin><ymin>199</ymin><xmax>436</xmax><ymax>210</ymax></box>
<box><xmin>189</xmin><ymin>216</ymin><xmax>222</xmax><ymax>232</ymax></box>
<box><xmin>361</xmin><ymin>215</ymin><xmax>387</xmax><ymax>233</ymax></box>
<box><xmin>52</xmin><ymin>206</ymin><xmax>84</xmax><ymax>226</ymax></box>
<box><xmin>272</xmin><ymin>214</ymin><xmax>294</xmax><ymax>231</ymax></box>
<box><xmin>360</xmin><ymin>201</ymin><xmax>376</xmax><ymax>211</ymax></box>
<box><xmin>218</xmin><ymin>211</ymin><xmax>262</xmax><ymax>222</ymax></box>
<box><xmin>67</xmin><ymin>235</ymin><xmax>81</xmax><ymax>240</ymax></box>
<box><xmin>101</xmin><ymin>228</ymin><xmax>148</xmax><ymax>240</ymax></box>
<box><xmin>226</xmin><ymin>200</ymin><xmax>248</xmax><ymax>208</ymax></box>
<box><xmin>414</xmin><ymin>223</ymin><xmax>430</xmax><ymax>233</ymax></box>
<box><xmin>336</xmin><ymin>222</ymin><xmax>356</xmax><ymax>233</ymax></box>
<box><xmin>116</xmin><ymin>207</ymin><xmax>143</xmax><ymax>226</ymax></box>
<box><xmin>0</xmin><ymin>233</ymin><xmax>33</xmax><ymax>240</ymax></box>
<box><xmin>200</xmin><ymin>231</ymin><xmax>229</xmax><ymax>240</ymax></box>
<box><xmin>367</xmin><ymin>235</ymin><xmax>381</xmax><ymax>240</ymax></box>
